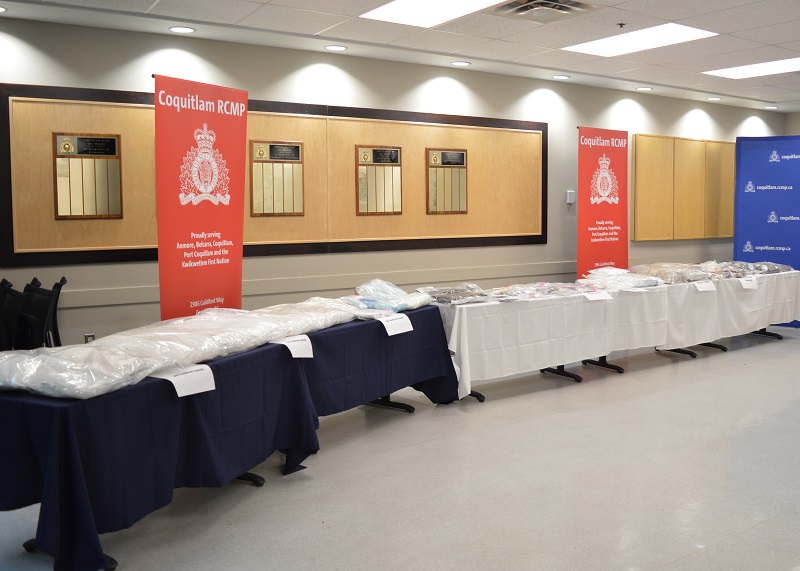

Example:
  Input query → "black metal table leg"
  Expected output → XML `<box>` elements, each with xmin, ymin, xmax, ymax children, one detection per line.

<box><xmin>468</xmin><ymin>390</ymin><xmax>486</xmax><ymax>402</ymax></box>
<box><xmin>235</xmin><ymin>472</ymin><xmax>265</xmax><ymax>487</ymax></box>
<box><xmin>656</xmin><ymin>347</ymin><xmax>697</xmax><ymax>358</ymax></box>
<box><xmin>367</xmin><ymin>395</ymin><xmax>415</xmax><ymax>413</ymax></box>
<box><xmin>581</xmin><ymin>355</ymin><xmax>624</xmax><ymax>373</ymax></box>
<box><xmin>23</xmin><ymin>539</ymin><xmax>118</xmax><ymax>570</ymax></box>
<box><xmin>540</xmin><ymin>365</ymin><xmax>583</xmax><ymax>382</ymax></box>
<box><xmin>750</xmin><ymin>328</ymin><xmax>784</xmax><ymax>340</ymax></box>
<box><xmin>700</xmin><ymin>342</ymin><xmax>728</xmax><ymax>352</ymax></box>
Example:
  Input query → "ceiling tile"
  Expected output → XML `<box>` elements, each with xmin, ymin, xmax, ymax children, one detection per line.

<box><xmin>318</xmin><ymin>17</ymin><xmax>420</xmax><ymax>44</ymax></box>
<box><xmin>267</xmin><ymin>0</ymin><xmax>386</xmax><ymax>17</ymax></box>
<box><xmin>663</xmin><ymin>45</ymin><xmax>800</xmax><ymax>73</ymax></box>
<box><xmin>760</xmin><ymin>72</ymin><xmax>800</xmax><ymax>86</ymax></box>
<box><xmin>620</xmin><ymin>35</ymin><xmax>766</xmax><ymax>66</ymax></box>
<box><xmin>614</xmin><ymin>0</ymin><xmax>761</xmax><ymax>21</ymax></box>
<box><xmin>514</xmin><ymin>49</ymin><xmax>598</xmax><ymax>67</ymax></box>
<box><xmin>677</xmin><ymin>0</ymin><xmax>800</xmax><ymax>33</ymax></box>
<box><xmin>455</xmin><ymin>40</ymin><xmax>548</xmax><ymax>61</ymax></box>
<box><xmin>435</xmin><ymin>12</ymin><xmax>543</xmax><ymax>40</ymax></box>
<box><xmin>562</xmin><ymin>57</ymin><xmax>643</xmax><ymax>75</ymax></box>
<box><xmin>40</xmin><ymin>0</ymin><xmax>155</xmax><ymax>12</ymax></box>
<box><xmin>150</xmin><ymin>0</ymin><xmax>262</xmax><ymax>25</ymax></box>
<box><xmin>391</xmin><ymin>31</ymin><xmax>490</xmax><ymax>54</ymax></box>
<box><xmin>502</xmin><ymin>7</ymin><xmax>666</xmax><ymax>49</ymax></box>
<box><xmin>651</xmin><ymin>73</ymin><xmax>715</xmax><ymax>87</ymax></box>
<box><xmin>735</xmin><ymin>85</ymin><xmax>800</xmax><ymax>99</ymax></box>
<box><xmin>733</xmin><ymin>20</ymin><xmax>800</xmax><ymax>45</ymax></box>
<box><xmin>615</xmin><ymin>65</ymin><xmax>696</xmax><ymax>81</ymax></box>
<box><xmin>242</xmin><ymin>4</ymin><xmax>350</xmax><ymax>34</ymax></box>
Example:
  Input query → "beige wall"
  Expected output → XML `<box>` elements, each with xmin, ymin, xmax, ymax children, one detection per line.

<box><xmin>0</xmin><ymin>19</ymin><xmax>787</xmax><ymax>344</ymax></box>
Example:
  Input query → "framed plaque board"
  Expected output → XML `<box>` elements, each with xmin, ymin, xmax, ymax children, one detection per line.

<box><xmin>53</xmin><ymin>133</ymin><xmax>122</xmax><ymax>219</ymax></box>
<box><xmin>251</xmin><ymin>141</ymin><xmax>304</xmax><ymax>216</ymax></box>
<box><xmin>427</xmin><ymin>149</ymin><xmax>467</xmax><ymax>214</ymax></box>
<box><xmin>356</xmin><ymin>146</ymin><xmax>402</xmax><ymax>215</ymax></box>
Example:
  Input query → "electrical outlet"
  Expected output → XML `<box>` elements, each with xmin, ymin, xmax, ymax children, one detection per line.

<box><xmin>84</xmin><ymin>333</ymin><xmax>96</xmax><ymax>344</ymax></box>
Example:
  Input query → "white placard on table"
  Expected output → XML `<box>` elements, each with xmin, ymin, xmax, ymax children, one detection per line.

<box><xmin>693</xmin><ymin>280</ymin><xmax>717</xmax><ymax>292</ymax></box>
<box><xmin>738</xmin><ymin>276</ymin><xmax>758</xmax><ymax>290</ymax></box>
<box><xmin>150</xmin><ymin>364</ymin><xmax>215</xmax><ymax>397</ymax></box>
<box><xmin>378</xmin><ymin>313</ymin><xmax>413</xmax><ymax>336</ymax></box>
<box><xmin>583</xmin><ymin>291</ymin><xmax>613</xmax><ymax>300</ymax></box>
<box><xmin>272</xmin><ymin>334</ymin><xmax>313</xmax><ymax>358</ymax></box>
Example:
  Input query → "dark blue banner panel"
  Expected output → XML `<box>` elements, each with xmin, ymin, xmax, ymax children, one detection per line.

<box><xmin>735</xmin><ymin>136</ymin><xmax>800</xmax><ymax>268</ymax></box>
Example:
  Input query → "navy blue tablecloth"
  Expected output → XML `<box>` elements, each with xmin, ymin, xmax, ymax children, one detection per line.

<box><xmin>301</xmin><ymin>305</ymin><xmax>459</xmax><ymax>416</ymax></box>
<box><xmin>0</xmin><ymin>342</ymin><xmax>320</xmax><ymax>571</ymax></box>
<box><xmin>0</xmin><ymin>305</ymin><xmax>458</xmax><ymax>570</ymax></box>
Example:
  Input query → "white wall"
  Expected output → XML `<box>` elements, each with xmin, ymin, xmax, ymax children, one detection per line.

<box><xmin>0</xmin><ymin>19</ymin><xmax>787</xmax><ymax>344</ymax></box>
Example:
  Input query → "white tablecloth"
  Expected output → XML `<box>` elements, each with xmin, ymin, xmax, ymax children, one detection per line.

<box><xmin>439</xmin><ymin>271</ymin><xmax>800</xmax><ymax>398</ymax></box>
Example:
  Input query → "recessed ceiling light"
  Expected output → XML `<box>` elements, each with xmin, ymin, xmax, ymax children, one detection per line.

<box><xmin>764</xmin><ymin>105</ymin><xmax>779</xmax><ymax>110</ymax></box>
<box><xmin>325</xmin><ymin>45</ymin><xmax>347</xmax><ymax>51</ymax></box>
<box><xmin>552</xmin><ymin>74</ymin><xmax>570</xmax><ymax>80</ymax></box>
<box><xmin>562</xmin><ymin>23</ymin><xmax>716</xmax><ymax>57</ymax></box>
<box><xmin>706</xmin><ymin>97</ymin><xmax>722</xmax><ymax>101</ymax></box>
<box><xmin>361</xmin><ymin>0</ymin><xmax>502</xmax><ymax>28</ymax></box>
<box><xmin>636</xmin><ymin>87</ymin><xmax>653</xmax><ymax>91</ymax></box>
<box><xmin>450</xmin><ymin>61</ymin><xmax>471</xmax><ymax>67</ymax></box>
<box><xmin>703</xmin><ymin>56</ymin><xmax>800</xmax><ymax>80</ymax></box>
<box><xmin>169</xmin><ymin>26</ymin><xmax>195</xmax><ymax>34</ymax></box>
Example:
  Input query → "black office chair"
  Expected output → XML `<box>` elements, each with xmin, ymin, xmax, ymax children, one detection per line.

<box><xmin>15</xmin><ymin>277</ymin><xmax>67</xmax><ymax>350</ymax></box>
<box><xmin>0</xmin><ymin>279</ymin><xmax>28</xmax><ymax>351</ymax></box>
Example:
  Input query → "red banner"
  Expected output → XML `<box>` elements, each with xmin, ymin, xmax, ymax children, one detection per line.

<box><xmin>154</xmin><ymin>75</ymin><xmax>247</xmax><ymax>319</ymax></box>
<box><xmin>577</xmin><ymin>127</ymin><xmax>629</xmax><ymax>279</ymax></box>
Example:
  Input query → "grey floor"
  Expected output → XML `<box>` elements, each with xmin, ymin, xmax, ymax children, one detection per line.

<box><xmin>4</xmin><ymin>329</ymin><xmax>800</xmax><ymax>570</ymax></box>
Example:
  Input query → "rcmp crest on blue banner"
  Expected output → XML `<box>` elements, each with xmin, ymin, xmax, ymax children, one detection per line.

<box><xmin>734</xmin><ymin>136</ymin><xmax>800</xmax><ymax>272</ymax></box>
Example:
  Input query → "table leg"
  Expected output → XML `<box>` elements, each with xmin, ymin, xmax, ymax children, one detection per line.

<box><xmin>23</xmin><ymin>539</ymin><xmax>118</xmax><ymax>571</ymax></box>
<box><xmin>750</xmin><ymin>328</ymin><xmax>784</xmax><ymax>340</ymax></box>
<box><xmin>700</xmin><ymin>342</ymin><xmax>728</xmax><ymax>352</ymax></box>
<box><xmin>235</xmin><ymin>472</ymin><xmax>265</xmax><ymax>487</ymax></box>
<box><xmin>540</xmin><ymin>365</ymin><xmax>583</xmax><ymax>382</ymax></box>
<box><xmin>656</xmin><ymin>347</ymin><xmax>697</xmax><ymax>358</ymax></box>
<box><xmin>367</xmin><ymin>395</ymin><xmax>415</xmax><ymax>413</ymax></box>
<box><xmin>581</xmin><ymin>355</ymin><xmax>624</xmax><ymax>373</ymax></box>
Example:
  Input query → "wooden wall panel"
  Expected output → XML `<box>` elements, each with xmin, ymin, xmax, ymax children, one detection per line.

<box><xmin>327</xmin><ymin>117</ymin><xmax>541</xmax><ymax>242</ymax></box>
<box><xmin>244</xmin><ymin>113</ymin><xmax>328</xmax><ymax>244</ymax></box>
<box><xmin>8</xmin><ymin>96</ymin><xmax>543</xmax><ymax>254</ymax></box>
<box><xmin>705</xmin><ymin>141</ymin><xmax>735</xmax><ymax>238</ymax></box>
<box><xmin>673</xmin><ymin>138</ymin><xmax>706</xmax><ymax>239</ymax></box>
<box><xmin>633</xmin><ymin>134</ymin><xmax>674</xmax><ymax>240</ymax></box>
<box><xmin>10</xmin><ymin>98</ymin><xmax>156</xmax><ymax>251</ymax></box>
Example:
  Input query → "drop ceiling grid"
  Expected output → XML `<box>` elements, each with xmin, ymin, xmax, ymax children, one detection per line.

<box><xmin>242</xmin><ymin>4</ymin><xmax>350</xmax><ymax>34</ymax></box>
<box><xmin>150</xmin><ymin>0</ymin><xmax>264</xmax><ymax>25</ymax></box>
<box><xmin>390</xmin><ymin>30</ymin><xmax>490</xmax><ymax>53</ymax></box>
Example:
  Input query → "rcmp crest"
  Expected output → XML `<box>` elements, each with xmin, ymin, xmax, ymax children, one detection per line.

<box><xmin>768</xmin><ymin>211</ymin><xmax>779</xmax><ymax>223</ymax></box>
<box><xmin>769</xmin><ymin>150</ymin><xmax>780</xmax><ymax>163</ymax></box>
<box><xmin>179</xmin><ymin>123</ymin><xmax>230</xmax><ymax>206</ymax></box>
<box><xmin>743</xmin><ymin>241</ymin><xmax>754</xmax><ymax>253</ymax></box>
<box><xmin>744</xmin><ymin>181</ymin><xmax>755</xmax><ymax>193</ymax></box>
<box><xmin>590</xmin><ymin>154</ymin><xmax>619</xmax><ymax>205</ymax></box>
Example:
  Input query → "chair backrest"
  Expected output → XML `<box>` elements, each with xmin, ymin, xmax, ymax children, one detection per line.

<box><xmin>16</xmin><ymin>276</ymin><xmax>67</xmax><ymax>350</ymax></box>
<box><xmin>0</xmin><ymin>280</ymin><xmax>26</xmax><ymax>351</ymax></box>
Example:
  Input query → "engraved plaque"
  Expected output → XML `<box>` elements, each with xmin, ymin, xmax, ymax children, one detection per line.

<box><xmin>251</xmin><ymin>141</ymin><xmax>304</xmax><ymax>216</ymax></box>
<box><xmin>54</xmin><ymin>134</ymin><xmax>122</xmax><ymax>219</ymax></box>
<box><xmin>427</xmin><ymin>148</ymin><xmax>467</xmax><ymax>214</ymax></box>
<box><xmin>356</xmin><ymin>146</ymin><xmax>402</xmax><ymax>215</ymax></box>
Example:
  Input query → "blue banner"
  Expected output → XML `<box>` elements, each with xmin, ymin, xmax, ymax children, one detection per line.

<box><xmin>734</xmin><ymin>136</ymin><xmax>800</xmax><ymax>268</ymax></box>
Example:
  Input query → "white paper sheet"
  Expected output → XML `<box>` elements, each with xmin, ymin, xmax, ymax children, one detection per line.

<box><xmin>272</xmin><ymin>335</ymin><xmax>313</xmax><ymax>358</ymax></box>
<box><xmin>150</xmin><ymin>364</ymin><xmax>215</xmax><ymax>397</ymax></box>
<box><xmin>378</xmin><ymin>313</ymin><xmax>413</xmax><ymax>336</ymax></box>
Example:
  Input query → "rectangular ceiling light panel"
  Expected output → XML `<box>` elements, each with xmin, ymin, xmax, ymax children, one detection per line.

<box><xmin>360</xmin><ymin>0</ymin><xmax>504</xmax><ymax>28</ymax></box>
<box><xmin>562</xmin><ymin>23</ymin><xmax>717</xmax><ymax>57</ymax></box>
<box><xmin>704</xmin><ymin>57</ymin><xmax>800</xmax><ymax>80</ymax></box>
